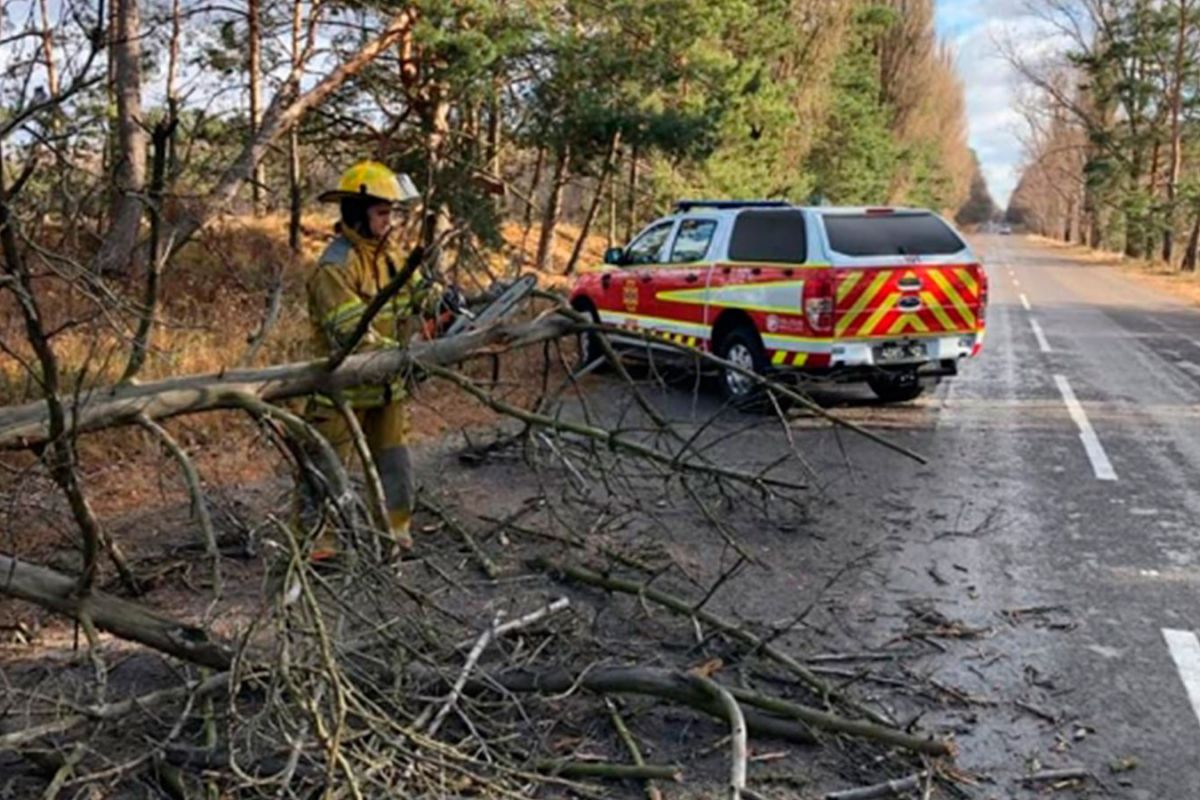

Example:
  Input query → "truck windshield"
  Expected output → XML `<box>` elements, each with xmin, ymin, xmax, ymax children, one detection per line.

<box><xmin>823</xmin><ymin>213</ymin><xmax>964</xmax><ymax>256</ymax></box>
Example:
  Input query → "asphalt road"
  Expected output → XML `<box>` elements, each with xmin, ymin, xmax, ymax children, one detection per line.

<box><xmin>803</xmin><ymin>234</ymin><xmax>1200</xmax><ymax>797</ymax></box>
<box><xmin>581</xmin><ymin>234</ymin><xmax>1200</xmax><ymax>796</ymax></box>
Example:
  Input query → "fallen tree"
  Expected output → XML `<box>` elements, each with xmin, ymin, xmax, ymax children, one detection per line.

<box><xmin>0</xmin><ymin>312</ymin><xmax>577</xmax><ymax>449</ymax></box>
<box><xmin>0</xmin><ymin>301</ymin><xmax>948</xmax><ymax>796</ymax></box>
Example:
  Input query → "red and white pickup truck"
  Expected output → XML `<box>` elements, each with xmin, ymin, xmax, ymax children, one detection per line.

<box><xmin>569</xmin><ymin>200</ymin><xmax>987</xmax><ymax>403</ymax></box>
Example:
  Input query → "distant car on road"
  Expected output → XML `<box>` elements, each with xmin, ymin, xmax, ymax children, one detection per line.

<box><xmin>570</xmin><ymin>201</ymin><xmax>988</xmax><ymax>404</ymax></box>
<box><xmin>999</xmin><ymin>223</ymin><xmax>1013</xmax><ymax>235</ymax></box>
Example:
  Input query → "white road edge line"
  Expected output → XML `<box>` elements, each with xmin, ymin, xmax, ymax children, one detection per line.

<box><xmin>1019</xmin><ymin>293</ymin><xmax>1032</xmax><ymax>311</ymax></box>
<box><xmin>1029</xmin><ymin>318</ymin><xmax>1051</xmax><ymax>353</ymax></box>
<box><xmin>1053</xmin><ymin>375</ymin><xmax>1118</xmax><ymax>481</ymax></box>
<box><xmin>1163</xmin><ymin>629</ymin><xmax>1200</xmax><ymax>731</ymax></box>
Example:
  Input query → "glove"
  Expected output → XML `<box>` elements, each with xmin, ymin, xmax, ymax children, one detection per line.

<box><xmin>439</xmin><ymin>285</ymin><xmax>468</xmax><ymax>315</ymax></box>
<box><xmin>404</xmin><ymin>245</ymin><xmax>426</xmax><ymax>272</ymax></box>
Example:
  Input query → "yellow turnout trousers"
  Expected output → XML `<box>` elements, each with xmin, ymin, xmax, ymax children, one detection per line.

<box><xmin>299</xmin><ymin>399</ymin><xmax>414</xmax><ymax>557</ymax></box>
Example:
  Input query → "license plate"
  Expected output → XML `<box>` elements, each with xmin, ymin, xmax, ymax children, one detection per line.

<box><xmin>874</xmin><ymin>341</ymin><xmax>927</xmax><ymax>363</ymax></box>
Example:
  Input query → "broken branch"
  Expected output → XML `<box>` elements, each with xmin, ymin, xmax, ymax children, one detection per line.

<box><xmin>0</xmin><ymin>553</ymin><xmax>233</xmax><ymax>670</ymax></box>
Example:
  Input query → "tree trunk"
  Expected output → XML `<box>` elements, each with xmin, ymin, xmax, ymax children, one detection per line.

<box><xmin>121</xmin><ymin>117</ymin><xmax>175</xmax><ymax>384</ymax></box>
<box><xmin>421</xmin><ymin>84</ymin><xmax>452</xmax><ymax>248</ymax></box>
<box><xmin>520</xmin><ymin>144</ymin><xmax>545</xmax><ymax>257</ymax></box>
<box><xmin>37</xmin><ymin>0</ymin><xmax>70</xmax><ymax>238</ymax></box>
<box><xmin>248</xmin><ymin>0</ymin><xmax>264</xmax><ymax>215</ymax></box>
<box><xmin>287</xmin><ymin>0</ymin><xmax>303</xmax><ymax>252</ymax></box>
<box><xmin>94</xmin><ymin>0</ymin><xmax>146</xmax><ymax>275</ymax></box>
<box><xmin>535</xmin><ymin>143</ymin><xmax>569</xmax><ymax>272</ymax></box>
<box><xmin>1162</xmin><ymin>0</ymin><xmax>1190</xmax><ymax>264</ymax></box>
<box><xmin>565</xmin><ymin>132</ymin><xmax>620</xmax><ymax>275</ymax></box>
<box><xmin>486</xmin><ymin>79</ymin><xmax>502</xmax><ymax>176</ymax></box>
<box><xmin>37</xmin><ymin>0</ymin><xmax>60</xmax><ymax>101</ymax></box>
<box><xmin>288</xmin><ymin>130</ymin><xmax>302</xmax><ymax>251</ymax></box>
<box><xmin>625</xmin><ymin>139</ymin><xmax>640</xmax><ymax>241</ymax></box>
<box><xmin>608</xmin><ymin>155</ymin><xmax>618</xmax><ymax>246</ymax></box>
<box><xmin>1182</xmin><ymin>203</ymin><xmax>1200</xmax><ymax>272</ymax></box>
<box><xmin>166</xmin><ymin>0</ymin><xmax>181</xmax><ymax>186</ymax></box>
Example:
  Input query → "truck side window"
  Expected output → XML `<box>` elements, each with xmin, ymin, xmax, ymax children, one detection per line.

<box><xmin>669</xmin><ymin>219</ymin><xmax>717</xmax><ymax>263</ymax></box>
<box><xmin>625</xmin><ymin>222</ymin><xmax>674</xmax><ymax>265</ymax></box>
<box><xmin>729</xmin><ymin>209</ymin><xmax>807</xmax><ymax>263</ymax></box>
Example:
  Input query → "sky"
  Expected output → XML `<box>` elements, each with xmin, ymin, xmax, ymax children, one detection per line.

<box><xmin>935</xmin><ymin>0</ymin><xmax>1041</xmax><ymax>209</ymax></box>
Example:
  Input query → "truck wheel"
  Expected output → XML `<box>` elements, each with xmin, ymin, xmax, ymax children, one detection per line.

<box><xmin>867</xmin><ymin>369</ymin><xmax>925</xmax><ymax>403</ymax></box>
<box><xmin>574</xmin><ymin>306</ymin><xmax>610</xmax><ymax>373</ymax></box>
<box><xmin>715</xmin><ymin>327</ymin><xmax>769</xmax><ymax>405</ymax></box>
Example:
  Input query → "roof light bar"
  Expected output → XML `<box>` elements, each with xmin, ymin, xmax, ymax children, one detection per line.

<box><xmin>672</xmin><ymin>199</ymin><xmax>792</xmax><ymax>213</ymax></box>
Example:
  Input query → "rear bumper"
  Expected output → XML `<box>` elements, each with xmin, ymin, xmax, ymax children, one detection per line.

<box><xmin>828</xmin><ymin>333</ymin><xmax>979</xmax><ymax>368</ymax></box>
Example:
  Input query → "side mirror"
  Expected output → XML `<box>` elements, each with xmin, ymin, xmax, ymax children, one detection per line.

<box><xmin>603</xmin><ymin>247</ymin><xmax>625</xmax><ymax>266</ymax></box>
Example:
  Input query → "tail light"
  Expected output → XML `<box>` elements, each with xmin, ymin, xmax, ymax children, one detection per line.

<box><xmin>972</xmin><ymin>264</ymin><xmax>988</xmax><ymax>356</ymax></box>
<box><xmin>975</xmin><ymin>264</ymin><xmax>988</xmax><ymax>329</ymax></box>
<box><xmin>803</xmin><ymin>270</ymin><xmax>835</xmax><ymax>334</ymax></box>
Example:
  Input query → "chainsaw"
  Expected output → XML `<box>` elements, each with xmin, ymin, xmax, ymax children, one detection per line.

<box><xmin>442</xmin><ymin>273</ymin><xmax>539</xmax><ymax>336</ymax></box>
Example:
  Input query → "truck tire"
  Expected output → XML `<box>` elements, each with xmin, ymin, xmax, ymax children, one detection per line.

<box><xmin>867</xmin><ymin>368</ymin><xmax>925</xmax><ymax>403</ymax></box>
<box><xmin>574</xmin><ymin>306</ymin><xmax>610</xmax><ymax>373</ymax></box>
<box><xmin>715</xmin><ymin>326</ymin><xmax>769</xmax><ymax>405</ymax></box>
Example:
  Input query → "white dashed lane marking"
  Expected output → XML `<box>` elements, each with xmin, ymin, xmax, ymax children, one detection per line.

<box><xmin>1029</xmin><ymin>318</ymin><xmax>1051</xmax><ymax>353</ymax></box>
<box><xmin>1020</xmin><ymin>293</ymin><xmax>1031</xmax><ymax>311</ymax></box>
<box><xmin>1163</xmin><ymin>629</ymin><xmax>1200</xmax><ymax>731</ymax></box>
<box><xmin>1053</xmin><ymin>375</ymin><xmax>1117</xmax><ymax>481</ymax></box>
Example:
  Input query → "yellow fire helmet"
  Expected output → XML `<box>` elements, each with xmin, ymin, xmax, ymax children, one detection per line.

<box><xmin>318</xmin><ymin>161</ymin><xmax>420</xmax><ymax>205</ymax></box>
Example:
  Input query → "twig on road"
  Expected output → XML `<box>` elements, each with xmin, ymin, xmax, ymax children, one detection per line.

<box><xmin>825</xmin><ymin>772</ymin><xmax>928</xmax><ymax>799</ymax></box>
<box><xmin>606</xmin><ymin>697</ymin><xmax>664</xmax><ymax>800</ymax></box>
<box><xmin>1018</xmin><ymin>768</ymin><xmax>1091</xmax><ymax>784</ymax></box>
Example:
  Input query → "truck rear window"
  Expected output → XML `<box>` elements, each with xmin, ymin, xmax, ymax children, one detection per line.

<box><xmin>823</xmin><ymin>213</ymin><xmax>965</xmax><ymax>256</ymax></box>
<box><xmin>729</xmin><ymin>209</ymin><xmax>807</xmax><ymax>263</ymax></box>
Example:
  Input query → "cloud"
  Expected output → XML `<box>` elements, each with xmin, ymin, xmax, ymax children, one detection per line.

<box><xmin>936</xmin><ymin>1</ymin><xmax>1054</xmax><ymax>207</ymax></box>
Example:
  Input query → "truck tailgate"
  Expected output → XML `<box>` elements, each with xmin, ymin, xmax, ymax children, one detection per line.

<box><xmin>834</xmin><ymin>264</ymin><xmax>982</xmax><ymax>339</ymax></box>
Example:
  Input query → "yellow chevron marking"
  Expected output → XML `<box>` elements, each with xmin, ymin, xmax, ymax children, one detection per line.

<box><xmin>888</xmin><ymin>313</ymin><xmax>929</xmax><ymax>335</ymax></box>
<box><xmin>920</xmin><ymin>290</ymin><xmax>957</xmax><ymax>330</ymax></box>
<box><xmin>656</xmin><ymin>280</ymin><xmax>807</xmax><ymax>314</ymax></box>
<box><xmin>836</xmin><ymin>271</ymin><xmax>862</xmax><ymax>301</ymax></box>
<box><xmin>929</xmin><ymin>270</ymin><xmax>976</xmax><ymax>328</ymax></box>
<box><xmin>859</xmin><ymin>291</ymin><xmax>901</xmax><ymax>336</ymax></box>
<box><xmin>791</xmin><ymin>353</ymin><xmax>809</xmax><ymax>367</ymax></box>
<box><xmin>954</xmin><ymin>267</ymin><xmax>978</xmax><ymax>296</ymax></box>
<box><xmin>836</xmin><ymin>271</ymin><xmax>890</xmax><ymax>336</ymax></box>
<box><xmin>772</xmin><ymin>351</ymin><xmax>788</xmax><ymax>366</ymax></box>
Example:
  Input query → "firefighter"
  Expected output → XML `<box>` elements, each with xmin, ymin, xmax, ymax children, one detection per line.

<box><xmin>300</xmin><ymin>160</ymin><xmax>434</xmax><ymax>559</ymax></box>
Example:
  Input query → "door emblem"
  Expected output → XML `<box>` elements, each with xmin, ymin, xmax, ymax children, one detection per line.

<box><xmin>623</xmin><ymin>280</ymin><xmax>639</xmax><ymax>312</ymax></box>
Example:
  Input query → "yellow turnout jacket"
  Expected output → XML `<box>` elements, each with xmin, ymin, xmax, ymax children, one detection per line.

<box><xmin>308</xmin><ymin>224</ymin><xmax>437</xmax><ymax>407</ymax></box>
